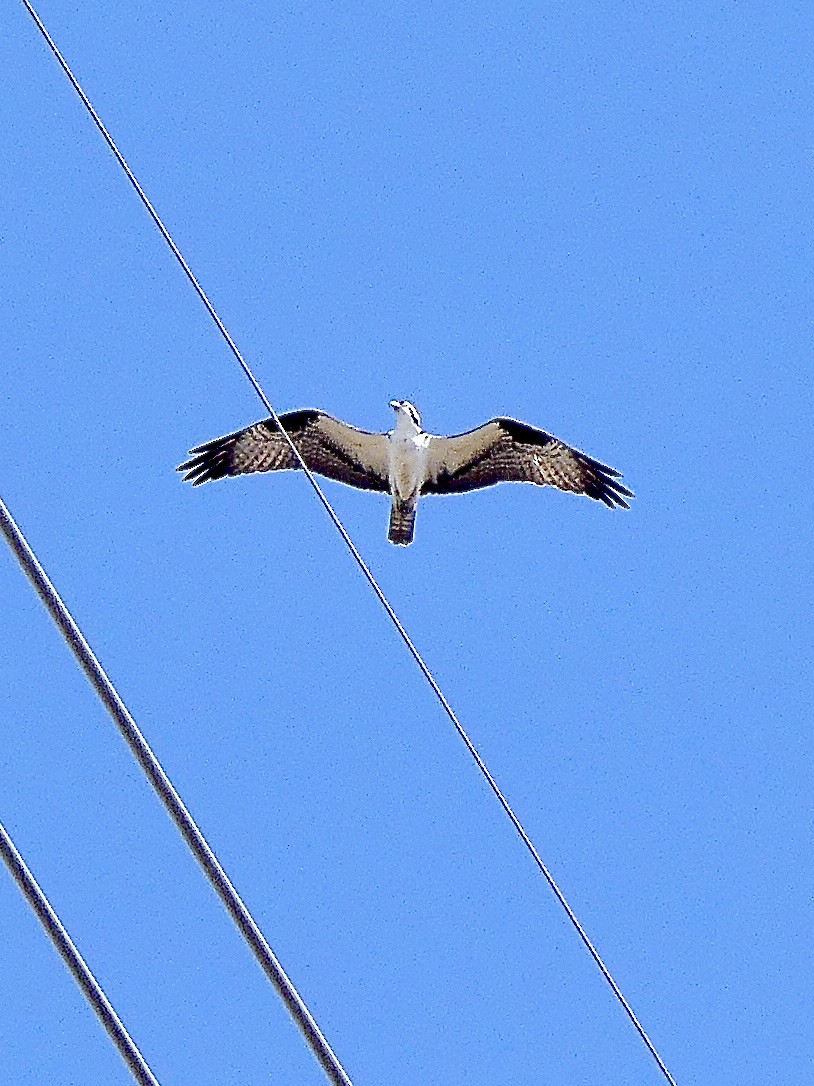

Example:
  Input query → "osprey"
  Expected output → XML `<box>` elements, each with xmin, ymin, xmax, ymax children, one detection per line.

<box><xmin>178</xmin><ymin>400</ymin><xmax>633</xmax><ymax>546</ymax></box>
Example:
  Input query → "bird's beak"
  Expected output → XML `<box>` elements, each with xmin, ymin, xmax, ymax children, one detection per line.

<box><xmin>389</xmin><ymin>400</ymin><xmax>400</xmax><ymax>410</ymax></box>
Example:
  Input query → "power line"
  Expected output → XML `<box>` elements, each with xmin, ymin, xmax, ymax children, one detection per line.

<box><xmin>20</xmin><ymin>3</ymin><xmax>678</xmax><ymax>1083</ymax></box>
<box><xmin>0</xmin><ymin>817</ymin><xmax>161</xmax><ymax>1086</ymax></box>
<box><xmin>0</xmin><ymin>495</ymin><xmax>353</xmax><ymax>1086</ymax></box>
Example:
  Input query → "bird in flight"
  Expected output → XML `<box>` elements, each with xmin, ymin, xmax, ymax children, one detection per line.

<box><xmin>178</xmin><ymin>400</ymin><xmax>633</xmax><ymax>546</ymax></box>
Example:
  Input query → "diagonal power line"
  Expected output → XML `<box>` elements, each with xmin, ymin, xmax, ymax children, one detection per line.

<box><xmin>0</xmin><ymin>818</ymin><xmax>161</xmax><ymax>1086</ymax></box>
<box><xmin>20</xmin><ymin>3</ymin><xmax>678</xmax><ymax>1084</ymax></box>
<box><xmin>0</xmin><ymin>495</ymin><xmax>352</xmax><ymax>1086</ymax></box>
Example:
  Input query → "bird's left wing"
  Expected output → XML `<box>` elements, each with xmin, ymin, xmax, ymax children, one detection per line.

<box><xmin>178</xmin><ymin>410</ymin><xmax>391</xmax><ymax>492</ymax></box>
<box><xmin>423</xmin><ymin>418</ymin><xmax>633</xmax><ymax>508</ymax></box>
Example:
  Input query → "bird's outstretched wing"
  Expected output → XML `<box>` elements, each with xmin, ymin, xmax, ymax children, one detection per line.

<box><xmin>178</xmin><ymin>410</ymin><xmax>390</xmax><ymax>493</ymax></box>
<box><xmin>423</xmin><ymin>418</ymin><xmax>633</xmax><ymax>508</ymax></box>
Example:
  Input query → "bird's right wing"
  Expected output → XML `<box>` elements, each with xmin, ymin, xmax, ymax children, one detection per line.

<box><xmin>178</xmin><ymin>410</ymin><xmax>391</xmax><ymax>492</ymax></box>
<box><xmin>423</xmin><ymin>418</ymin><xmax>633</xmax><ymax>507</ymax></box>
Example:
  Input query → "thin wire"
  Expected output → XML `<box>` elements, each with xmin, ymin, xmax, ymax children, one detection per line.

<box><xmin>0</xmin><ymin>496</ymin><xmax>353</xmax><ymax>1086</ymax></box>
<box><xmin>20</xmin><ymin>4</ymin><xmax>677</xmax><ymax>1083</ymax></box>
<box><xmin>0</xmin><ymin>818</ymin><xmax>161</xmax><ymax>1086</ymax></box>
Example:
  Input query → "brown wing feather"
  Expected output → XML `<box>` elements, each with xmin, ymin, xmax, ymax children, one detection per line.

<box><xmin>423</xmin><ymin>418</ymin><xmax>633</xmax><ymax>508</ymax></box>
<box><xmin>178</xmin><ymin>410</ymin><xmax>390</xmax><ymax>492</ymax></box>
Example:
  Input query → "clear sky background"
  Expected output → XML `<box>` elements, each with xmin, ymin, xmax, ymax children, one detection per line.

<box><xmin>1</xmin><ymin>2</ymin><xmax>811</xmax><ymax>1084</ymax></box>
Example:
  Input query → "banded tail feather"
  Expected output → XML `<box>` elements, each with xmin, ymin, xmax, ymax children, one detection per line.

<box><xmin>388</xmin><ymin>499</ymin><xmax>417</xmax><ymax>546</ymax></box>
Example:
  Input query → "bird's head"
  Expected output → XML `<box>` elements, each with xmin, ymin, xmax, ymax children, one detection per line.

<box><xmin>389</xmin><ymin>400</ymin><xmax>422</xmax><ymax>429</ymax></box>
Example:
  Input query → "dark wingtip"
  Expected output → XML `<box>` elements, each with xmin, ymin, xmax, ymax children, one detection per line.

<box><xmin>176</xmin><ymin>440</ymin><xmax>235</xmax><ymax>485</ymax></box>
<box><xmin>579</xmin><ymin>452</ymin><xmax>634</xmax><ymax>509</ymax></box>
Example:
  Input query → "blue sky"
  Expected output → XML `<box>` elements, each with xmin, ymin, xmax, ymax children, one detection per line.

<box><xmin>1</xmin><ymin>2</ymin><xmax>811</xmax><ymax>1083</ymax></box>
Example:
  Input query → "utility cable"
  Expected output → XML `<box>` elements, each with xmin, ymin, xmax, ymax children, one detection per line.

<box><xmin>0</xmin><ymin>818</ymin><xmax>161</xmax><ymax>1086</ymax></box>
<box><xmin>0</xmin><ymin>496</ymin><xmax>353</xmax><ymax>1086</ymax></box>
<box><xmin>20</xmin><ymin>4</ymin><xmax>678</xmax><ymax>1083</ymax></box>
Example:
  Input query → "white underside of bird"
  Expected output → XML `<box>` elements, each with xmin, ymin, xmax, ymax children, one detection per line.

<box><xmin>386</xmin><ymin>400</ymin><xmax>432</xmax><ymax>544</ymax></box>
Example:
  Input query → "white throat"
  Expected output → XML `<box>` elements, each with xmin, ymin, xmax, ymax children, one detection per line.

<box><xmin>393</xmin><ymin>409</ymin><xmax>421</xmax><ymax>436</ymax></box>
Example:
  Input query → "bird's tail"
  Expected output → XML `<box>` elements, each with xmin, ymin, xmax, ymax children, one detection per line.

<box><xmin>388</xmin><ymin>499</ymin><xmax>417</xmax><ymax>546</ymax></box>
